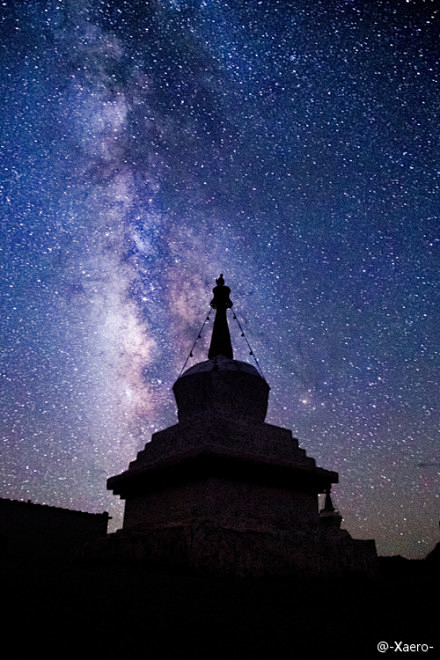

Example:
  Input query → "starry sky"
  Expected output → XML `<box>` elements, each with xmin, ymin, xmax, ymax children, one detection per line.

<box><xmin>1</xmin><ymin>0</ymin><xmax>439</xmax><ymax>559</ymax></box>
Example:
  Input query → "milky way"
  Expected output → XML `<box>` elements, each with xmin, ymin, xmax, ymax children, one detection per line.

<box><xmin>1</xmin><ymin>0</ymin><xmax>439</xmax><ymax>558</ymax></box>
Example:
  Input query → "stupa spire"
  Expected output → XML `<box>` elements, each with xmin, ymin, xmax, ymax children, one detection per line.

<box><xmin>208</xmin><ymin>274</ymin><xmax>233</xmax><ymax>360</ymax></box>
<box><xmin>322</xmin><ymin>487</ymin><xmax>335</xmax><ymax>513</ymax></box>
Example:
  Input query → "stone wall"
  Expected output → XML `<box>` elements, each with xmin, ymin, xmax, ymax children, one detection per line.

<box><xmin>97</xmin><ymin>521</ymin><xmax>376</xmax><ymax>578</ymax></box>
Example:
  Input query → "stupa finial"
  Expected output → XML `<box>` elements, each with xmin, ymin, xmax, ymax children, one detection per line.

<box><xmin>208</xmin><ymin>274</ymin><xmax>233</xmax><ymax>359</ymax></box>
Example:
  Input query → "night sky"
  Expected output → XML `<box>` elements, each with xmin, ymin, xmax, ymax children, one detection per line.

<box><xmin>1</xmin><ymin>0</ymin><xmax>439</xmax><ymax>559</ymax></box>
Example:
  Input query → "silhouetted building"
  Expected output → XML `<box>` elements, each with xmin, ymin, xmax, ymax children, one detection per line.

<box><xmin>107</xmin><ymin>275</ymin><xmax>376</xmax><ymax>576</ymax></box>
<box><xmin>0</xmin><ymin>497</ymin><xmax>109</xmax><ymax>560</ymax></box>
<box><xmin>425</xmin><ymin>533</ymin><xmax>440</xmax><ymax>568</ymax></box>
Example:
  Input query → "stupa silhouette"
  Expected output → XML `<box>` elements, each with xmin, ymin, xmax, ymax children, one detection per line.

<box><xmin>107</xmin><ymin>275</ymin><xmax>376</xmax><ymax>576</ymax></box>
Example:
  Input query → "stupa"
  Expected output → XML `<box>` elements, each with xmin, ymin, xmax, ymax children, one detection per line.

<box><xmin>107</xmin><ymin>275</ymin><xmax>376</xmax><ymax>576</ymax></box>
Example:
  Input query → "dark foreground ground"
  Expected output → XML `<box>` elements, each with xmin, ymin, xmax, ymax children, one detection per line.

<box><xmin>3</xmin><ymin>556</ymin><xmax>439</xmax><ymax>659</ymax></box>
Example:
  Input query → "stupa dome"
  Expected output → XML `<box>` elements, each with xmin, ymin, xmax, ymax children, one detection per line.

<box><xmin>173</xmin><ymin>354</ymin><xmax>270</xmax><ymax>423</ymax></box>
